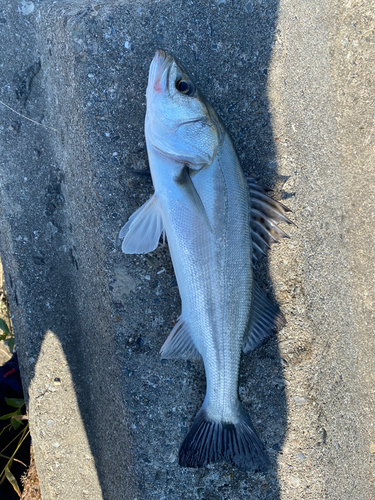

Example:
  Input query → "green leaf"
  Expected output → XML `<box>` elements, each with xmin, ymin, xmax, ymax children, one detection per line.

<box><xmin>4</xmin><ymin>466</ymin><xmax>21</xmax><ymax>496</ymax></box>
<box><xmin>0</xmin><ymin>411</ymin><xmax>17</xmax><ymax>421</ymax></box>
<box><xmin>6</xmin><ymin>338</ymin><xmax>15</xmax><ymax>353</ymax></box>
<box><xmin>10</xmin><ymin>417</ymin><xmax>22</xmax><ymax>430</ymax></box>
<box><xmin>4</xmin><ymin>398</ymin><xmax>24</xmax><ymax>409</ymax></box>
<box><xmin>0</xmin><ymin>319</ymin><xmax>10</xmax><ymax>335</ymax></box>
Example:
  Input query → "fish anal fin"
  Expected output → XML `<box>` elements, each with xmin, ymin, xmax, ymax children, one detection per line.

<box><xmin>119</xmin><ymin>194</ymin><xmax>165</xmax><ymax>254</ymax></box>
<box><xmin>160</xmin><ymin>316</ymin><xmax>201</xmax><ymax>360</ymax></box>
<box><xmin>243</xmin><ymin>283</ymin><xmax>286</xmax><ymax>352</ymax></box>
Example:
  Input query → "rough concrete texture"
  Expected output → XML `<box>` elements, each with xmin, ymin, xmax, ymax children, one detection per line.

<box><xmin>0</xmin><ymin>0</ymin><xmax>374</xmax><ymax>499</ymax></box>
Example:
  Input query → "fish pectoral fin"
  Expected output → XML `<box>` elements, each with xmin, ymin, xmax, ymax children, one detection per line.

<box><xmin>247</xmin><ymin>177</ymin><xmax>296</xmax><ymax>264</ymax></box>
<box><xmin>119</xmin><ymin>194</ymin><xmax>165</xmax><ymax>254</ymax></box>
<box><xmin>160</xmin><ymin>316</ymin><xmax>202</xmax><ymax>360</ymax></box>
<box><xmin>243</xmin><ymin>283</ymin><xmax>286</xmax><ymax>352</ymax></box>
<box><xmin>175</xmin><ymin>166</ymin><xmax>212</xmax><ymax>232</ymax></box>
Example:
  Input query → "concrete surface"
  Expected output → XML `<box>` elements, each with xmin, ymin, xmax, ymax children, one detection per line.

<box><xmin>0</xmin><ymin>0</ymin><xmax>374</xmax><ymax>499</ymax></box>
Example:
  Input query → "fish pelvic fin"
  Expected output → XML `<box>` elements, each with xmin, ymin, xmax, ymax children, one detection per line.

<box><xmin>243</xmin><ymin>283</ymin><xmax>286</xmax><ymax>352</ymax></box>
<box><xmin>119</xmin><ymin>194</ymin><xmax>165</xmax><ymax>254</ymax></box>
<box><xmin>160</xmin><ymin>316</ymin><xmax>202</xmax><ymax>360</ymax></box>
<box><xmin>247</xmin><ymin>177</ymin><xmax>295</xmax><ymax>264</ymax></box>
<box><xmin>179</xmin><ymin>405</ymin><xmax>270</xmax><ymax>472</ymax></box>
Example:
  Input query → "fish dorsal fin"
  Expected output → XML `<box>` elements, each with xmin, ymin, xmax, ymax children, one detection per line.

<box><xmin>119</xmin><ymin>194</ymin><xmax>165</xmax><ymax>254</ymax></box>
<box><xmin>243</xmin><ymin>284</ymin><xmax>286</xmax><ymax>353</ymax></box>
<box><xmin>160</xmin><ymin>316</ymin><xmax>202</xmax><ymax>360</ymax></box>
<box><xmin>247</xmin><ymin>177</ymin><xmax>295</xmax><ymax>263</ymax></box>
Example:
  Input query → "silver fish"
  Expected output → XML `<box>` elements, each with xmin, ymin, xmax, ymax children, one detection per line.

<box><xmin>119</xmin><ymin>50</ymin><xmax>293</xmax><ymax>471</ymax></box>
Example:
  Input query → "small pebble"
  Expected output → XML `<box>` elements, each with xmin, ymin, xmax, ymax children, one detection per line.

<box><xmin>296</xmin><ymin>452</ymin><xmax>305</xmax><ymax>460</ymax></box>
<box><xmin>293</xmin><ymin>396</ymin><xmax>306</xmax><ymax>406</ymax></box>
<box><xmin>370</xmin><ymin>442</ymin><xmax>375</xmax><ymax>454</ymax></box>
<box><xmin>273</xmin><ymin>376</ymin><xmax>286</xmax><ymax>386</ymax></box>
<box><xmin>288</xmin><ymin>476</ymin><xmax>300</xmax><ymax>487</ymax></box>
<box><xmin>279</xmin><ymin>339</ymin><xmax>294</xmax><ymax>347</ymax></box>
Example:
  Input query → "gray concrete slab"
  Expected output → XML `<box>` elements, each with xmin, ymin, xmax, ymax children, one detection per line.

<box><xmin>0</xmin><ymin>0</ymin><xmax>374</xmax><ymax>499</ymax></box>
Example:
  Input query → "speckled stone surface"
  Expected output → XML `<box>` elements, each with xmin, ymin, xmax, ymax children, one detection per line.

<box><xmin>0</xmin><ymin>1</ymin><xmax>374</xmax><ymax>499</ymax></box>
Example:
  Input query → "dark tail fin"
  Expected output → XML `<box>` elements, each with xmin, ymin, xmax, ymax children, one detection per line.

<box><xmin>179</xmin><ymin>405</ymin><xmax>270</xmax><ymax>472</ymax></box>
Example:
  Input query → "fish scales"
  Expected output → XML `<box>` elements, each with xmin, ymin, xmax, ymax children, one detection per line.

<box><xmin>120</xmin><ymin>50</ymin><xmax>293</xmax><ymax>472</ymax></box>
<box><xmin>151</xmin><ymin>136</ymin><xmax>251</xmax><ymax>419</ymax></box>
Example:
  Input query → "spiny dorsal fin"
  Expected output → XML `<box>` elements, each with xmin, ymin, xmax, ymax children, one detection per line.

<box><xmin>160</xmin><ymin>316</ymin><xmax>202</xmax><ymax>360</ymax></box>
<box><xmin>119</xmin><ymin>194</ymin><xmax>165</xmax><ymax>254</ymax></box>
<box><xmin>243</xmin><ymin>283</ymin><xmax>286</xmax><ymax>352</ymax></box>
<box><xmin>247</xmin><ymin>177</ymin><xmax>295</xmax><ymax>263</ymax></box>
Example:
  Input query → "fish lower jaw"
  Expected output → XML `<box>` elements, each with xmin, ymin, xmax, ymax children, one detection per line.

<box><xmin>147</xmin><ymin>140</ymin><xmax>209</xmax><ymax>169</ymax></box>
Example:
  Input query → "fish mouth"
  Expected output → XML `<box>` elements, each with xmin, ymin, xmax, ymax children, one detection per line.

<box><xmin>148</xmin><ymin>49</ymin><xmax>174</xmax><ymax>96</ymax></box>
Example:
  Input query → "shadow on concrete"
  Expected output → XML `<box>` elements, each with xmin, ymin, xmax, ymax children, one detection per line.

<box><xmin>0</xmin><ymin>1</ymin><xmax>287</xmax><ymax>499</ymax></box>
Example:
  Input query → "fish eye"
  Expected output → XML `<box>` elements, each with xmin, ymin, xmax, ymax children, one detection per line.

<box><xmin>176</xmin><ymin>78</ymin><xmax>195</xmax><ymax>96</ymax></box>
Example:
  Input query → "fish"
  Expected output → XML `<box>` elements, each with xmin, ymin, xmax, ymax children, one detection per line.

<box><xmin>119</xmin><ymin>50</ymin><xmax>294</xmax><ymax>472</ymax></box>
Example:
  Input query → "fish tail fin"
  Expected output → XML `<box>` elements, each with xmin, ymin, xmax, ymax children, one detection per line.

<box><xmin>179</xmin><ymin>405</ymin><xmax>270</xmax><ymax>472</ymax></box>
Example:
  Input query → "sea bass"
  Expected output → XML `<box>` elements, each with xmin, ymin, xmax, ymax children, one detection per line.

<box><xmin>119</xmin><ymin>50</ymin><xmax>293</xmax><ymax>472</ymax></box>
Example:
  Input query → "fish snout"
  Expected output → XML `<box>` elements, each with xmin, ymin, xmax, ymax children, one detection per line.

<box><xmin>149</xmin><ymin>50</ymin><xmax>173</xmax><ymax>95</ymax></box>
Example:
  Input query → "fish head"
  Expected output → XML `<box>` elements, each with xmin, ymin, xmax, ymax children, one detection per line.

<box><xmin>145</xmin><ymin>50</ymin><xmax>224</xmax><ymax>169</ymax></box>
